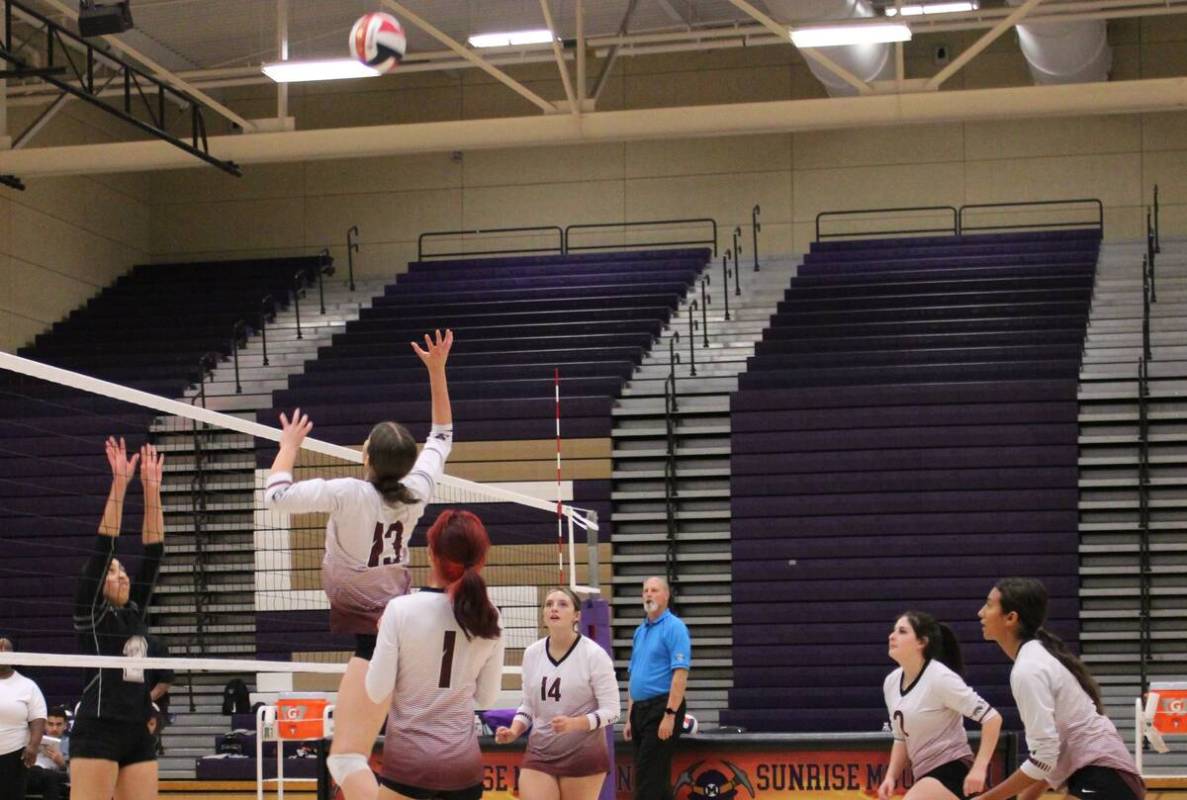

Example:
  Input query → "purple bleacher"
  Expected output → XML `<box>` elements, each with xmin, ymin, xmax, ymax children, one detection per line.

<box><xmin>0</xmin><ymin>256</ymin><xmax>330</xmax><ymax>709</ymax></box>
<box><xmin>721</xmin><ymin>229</ymin><xmax>1097</xmax><ymax>733</ymax></box>
<box><xmin>254</xmin><ymin>248</ymin><xmax>709</xmax><ymax>662</ymax></box>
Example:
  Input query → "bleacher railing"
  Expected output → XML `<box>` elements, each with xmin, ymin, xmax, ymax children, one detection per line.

<box><xmin>418</xmin><ymin>226</ymin><xmax>565</xmax><ymax>260</ymax></box>
<box><xmin>417</xmin><ymin>218</ymin><xmax>721</xmax><ymax>261</ymax></box>
<box><xmin>814</xmin><ymin>199</ymin><xmax>1105</xmax><ymax>241</ymax></box>
<box><xmin>816</xmin><ymin>205</ymin><xmax>958</xmax><ymax>241</ymax></box>
<box><xmin>564</xmin><ymin>218</ymin><xmax>718</xmax><ymax>257</ymax></box>
<box><xmin>959</xmin><ymin>198</ymin><xmax>1103</xmax><ymax>235</ymax></box>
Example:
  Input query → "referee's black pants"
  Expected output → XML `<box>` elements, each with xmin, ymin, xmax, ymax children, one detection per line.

<box><xmin>0</xmin><ymin>748</ymin><xmax>28</xmax><ymax>800</ymax></box>
<box><xmin>630</xmin><ymin>695</ymin><xmax>685</xmax><ymax>800</ymax></box>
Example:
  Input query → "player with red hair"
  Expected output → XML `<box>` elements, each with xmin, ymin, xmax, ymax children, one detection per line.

<box><xmin>365</xmin><ymin>510</ymin><xmax>505</xmax><ymax>800</ymax></box>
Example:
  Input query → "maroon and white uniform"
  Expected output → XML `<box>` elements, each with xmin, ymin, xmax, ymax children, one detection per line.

<box><xmin>515</xmin><ymin>634</ymin><xmax>619</xmax><ymax>777</ymax></box>
<box><xmin>263</xmin><ymin>424</ymin><xmax>452</xmax><ymax>633</ymax></box>
<box><xmin>1012</xmin><ymin>639</ymin><xmax>1142</xmax><ymax>792</ymax></box>
<box><xmin>364</xmin><ymin>588</ymin><xmax>504</xmax><ymax>792</ymax></box>
<box><xmin>883</xmin><ymin>659</ymin><xmax>999</xmax><ymax>779</ymax></box>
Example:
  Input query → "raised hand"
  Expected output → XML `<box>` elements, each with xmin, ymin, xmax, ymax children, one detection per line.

<box><xmin>105</xmin><ymin>436</ymin><xmax>140</xmax><ymax>484</ymax></box>
<box><xmin>410</xmin><ymin>329</ymin><xmax>453</xmax><ymax>372</ymax></box>
<box><xmin>140</xmin><ymin>443</ymin><xmax>165</xmax><ymax>490</ymax></box>
<box><xmin>278</xmin><ymin>409</ymin><xmax>313</xmax><ymax>451</ymax></box>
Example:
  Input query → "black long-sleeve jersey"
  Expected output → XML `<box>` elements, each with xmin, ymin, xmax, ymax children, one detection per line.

<box><xmin>73</xmin><ymin>534</ymin><xmax>163</xmax><ymax>722</ymax></box>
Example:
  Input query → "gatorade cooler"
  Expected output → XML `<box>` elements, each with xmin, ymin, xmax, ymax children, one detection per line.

<box><xmin>276</xmin><ymin>692</ymin><xmax>330</xmax><ymax>740</ymax></box>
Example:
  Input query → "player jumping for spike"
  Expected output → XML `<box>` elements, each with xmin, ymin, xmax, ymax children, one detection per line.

<box><xmin>264</xmin><ymin>329</ymin><xmax>454</xmax><ymax>800</ymax></box>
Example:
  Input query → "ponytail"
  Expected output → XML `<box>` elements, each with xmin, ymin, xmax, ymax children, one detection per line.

<box><xmin>900</xmin><ymin>610</ymin><xmax>964</xmax><ymax>675</ymax></box>
<box><xmin>427</xmin><ymin>510</ymin><xmax>501</xmax><ymax>641</ymax></box>
<box><xmin>449</xmin><ymin>568</ymin><xmax>501</xmax><ymax>641</ymax></box>
<box><xmin>1035</xmin><ymin>626</ymin><xmax>1103</xmax><ymax>714</ymax></box>
<box><xmin>995</xmin><ymin>577</ymin><xmax>1103</xmax><ymax>714</ymax></box>
<box><xmin>372</xmin><ymin>475</ymin><xmax>420</xmax><ymax>506</ymax></box>
<box><xmin>934</xmin><ymin>622</ymin><xmax>964</xmax><ymax>676</ymax></box>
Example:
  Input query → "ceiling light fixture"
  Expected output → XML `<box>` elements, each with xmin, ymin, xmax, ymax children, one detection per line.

<box><xmin>468</xmin><ymin>29</ymin><xmax>555</xmax><ymax>48</ymax></box>
<box><xmin>790</xmin><ymin>23</ymin><xmax>912</xmax><ymax>48</ymax></box>
<box><xmin>885</xmin><ymin>2</ymin><xmax>979</xmax><ymax>16</ymax></box>
<box><xmin>262</xmin><ymin>59</ymin><xmax>380</xmax><ymax>83</ymax></box>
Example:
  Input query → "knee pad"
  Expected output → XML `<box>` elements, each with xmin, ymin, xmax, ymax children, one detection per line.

<box><xmin>327</xmin><ymin>752</ymin><xmax>371</xmax><ymax>784</ymax></box>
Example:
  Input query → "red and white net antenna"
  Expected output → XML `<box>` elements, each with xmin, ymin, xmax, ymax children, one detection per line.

<box><xmin>555</xmin><ymin>367</ymin><xmax>564</xmax><ymax>583</ymax></box>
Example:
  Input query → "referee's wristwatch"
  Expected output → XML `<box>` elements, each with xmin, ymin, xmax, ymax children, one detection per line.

<box><xmin>664</xmin><ymin>707</ymin><xmax>679</xmax><ymax>716</ymax></box>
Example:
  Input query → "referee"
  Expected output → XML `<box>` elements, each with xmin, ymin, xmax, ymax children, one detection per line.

<box><xmin>624</xmin><ymin>576</ymin><xmax>690</xmax><ymax>800</ymax></box>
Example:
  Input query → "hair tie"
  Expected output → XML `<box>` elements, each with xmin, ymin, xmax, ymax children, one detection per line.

<box><xmin>439</xmin><ymin>558</ymin><xmax>465</xmax><ymax>583</ymax></box>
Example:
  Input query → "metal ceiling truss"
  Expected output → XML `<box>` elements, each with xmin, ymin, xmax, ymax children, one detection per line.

<box><xmin>0</xmin><ymin>0</ymin><xmax>240</xmax><ymax>182</ymax></box>
<box><xmin>4</xmin><ymin>0</ymin><xmax>1186</xmax><ymax>106</ymax></box>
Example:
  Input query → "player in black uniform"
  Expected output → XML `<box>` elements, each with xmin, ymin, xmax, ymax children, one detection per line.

<box><xmin>69</xmin><ymin>436</ymin><xmax>164</xmax><ymax>800</ymax></box>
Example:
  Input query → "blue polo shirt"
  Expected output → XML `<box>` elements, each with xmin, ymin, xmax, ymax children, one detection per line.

<box><xmin>628</xmin><ymin>609</ymin><xmax>691</xmax><ymax>702</ymax></box>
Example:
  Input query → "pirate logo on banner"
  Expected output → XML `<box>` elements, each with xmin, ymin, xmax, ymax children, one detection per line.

<box><xmin>674</xmin><ymin>759</ymin><xmax>756</xmax><ymax>800</ymax></box>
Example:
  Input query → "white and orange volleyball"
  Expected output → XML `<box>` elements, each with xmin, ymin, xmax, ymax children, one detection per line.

<box><xmin>349</xmin><ymin>12</ymin><xmax>407</xmax><ymax>73</ymax></box>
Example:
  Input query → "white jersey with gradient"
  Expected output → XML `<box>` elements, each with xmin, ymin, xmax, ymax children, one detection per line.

<box><xmin>365</xmin><ymin>588</ymin><xmax>505</xmax><ymax>791</ymax></box>
<box><xmin>263</xmin><ymin>424</ymin><xmax>452</xmax><ymax>570</ymax></box>
<box><xmin>1012</xmin><ymin>639</ymin><xmax>1140</xmax><ymax>789</ymax></box>
<box><xmin>515</xmin><ymin>634</ymin><xmax>619</xmax><ymax>777</ymax></box>
<box><xmin>883</xmin><ymin>659</ymin><xmax>998</xmax><ymax>779</ymax></box>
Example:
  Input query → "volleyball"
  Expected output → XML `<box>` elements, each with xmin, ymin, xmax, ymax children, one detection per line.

<box><xmin>349</xmin><ymin>12</ymin><xmax>406</xmax><ymax>73</ymax></box>
<box><xmin>681</xmin><ymin>712</ymin><xmax>699</xmax><ymax>736</ymax></box>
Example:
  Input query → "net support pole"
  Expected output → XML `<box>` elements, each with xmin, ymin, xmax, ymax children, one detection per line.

<box><xmin>580</xmin><ymin>594</ymin><xmax>613</xmax><ymax>800</ymax></box>
<box><xmin>585</xmin><ymin>509</ymin><xmax>599</xmax><ymax>592</ymax></box>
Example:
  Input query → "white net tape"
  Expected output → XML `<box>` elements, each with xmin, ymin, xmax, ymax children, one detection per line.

<box><xmin>0</xmin><ymin>351</ymin><xmax>598</xmax><ymax>532</ymax></box>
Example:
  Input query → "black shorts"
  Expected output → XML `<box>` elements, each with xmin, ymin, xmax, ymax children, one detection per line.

<box><xmin>377</xmin><ymin>776</ymin><xmax>482</xmax><ymax>800</ymax></box>
<box><xmin>69</xmin><ymin>716</ymin><xmax>157</xmax><ymax>767</ymax></box>
<box><xmin>1066</xmin><ymin>765</ymin><xmax>1145</xmax><ymax>800</ymax></box>
<box><xmin>355</xmin><ymin>634</ymin><xmax>377</xmax><ymax>660</ymax></box>
<box><xmin>920</xmin><ymin>758</ymin><xmax>972</xmax><ymax>799</ymax></box>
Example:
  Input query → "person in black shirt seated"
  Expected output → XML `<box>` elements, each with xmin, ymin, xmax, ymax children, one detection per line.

<box><xmin>70</xmin><ymin>437</ymin><xmax>165</xmax><ymax>800</ymax></box>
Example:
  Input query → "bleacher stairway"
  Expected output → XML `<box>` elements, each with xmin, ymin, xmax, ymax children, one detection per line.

<box><xmin>610</xmin><ymin>254</ymin><xmax>799</xmax><ymax>727</ymax></box>
<box><xmin>151</xmin><ymin>277</ymin><xmax>388</xmax><ymax>780</ymax></box>
<box><xmin>1078</xmin><ymin>236</ymin><xmax>1187</xmax><ymax>775</ymax></box>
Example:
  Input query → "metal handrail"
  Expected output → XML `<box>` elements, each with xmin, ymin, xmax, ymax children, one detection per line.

<box><xmin>699</xmin><ymin>277</ymin><xmax>710</xmax><ymax>348</ymax></box>
<box><xmin>752</xmin><ymin>204</ymin><xmax>762</xmax><ymax>272</ymax></box>
<box><xmin>816</xmin><ymin>205</ymin><xmax>958</xmax><ymax>241</ymax></box>
<box><xmin>1153</xmin><ymin>184</ymin><xmax>1161</xmax><ymax>254</ymax></box>
<box><xmin>417</xmin><ymin>226</ymin><xmax>564</xmax><ymax>260</ymax></box>
<box><xmin>732</xmin><ymin>227</ymin><xmax>742</xmax><ymax>296</ymax></box>
<box><xmin>317</xmin><ymin>248</ymin><xmax>334</xmax><ymax>314</ymax></box>
<box><xmin>291</xmin><ymin>268</ymin><xmax>310</xmax><ymax>340</ymax></box>
<box><xmin>686</xmin><ymin>300</ymin><xmax>698</xmax><ymax>376</ymax></box>
<box><xmin>958</xmin><ymin>198</ymin><xmax>1103</xmax><ymax>234</ymax></box>
<box><xmin>564</xmin><ymin>217</ymin><xmax>717</xmax><ymax>257</ymax></box>
<box><xmin>1138</xmin><ymin>356</ymin><xmax>1151</xmax><ymax>697</ymax></box>
<box><xmin>1142</xmin><ymin>254</ymin><xmax>1152</xmax><ymax>361</ymax></box>
<box><xmin>231</xmin><ymin>319</ymin><xmax>248</xmax><ymax>394</ymax></box>
<box><xmin>194</xmin><ymin>351</ymin><xmax>220</xmax><ymax>409</ymax></box>
<box><xmin>347</xmin><ymin>225</ymin><xmax>359</xmax><ymax>291</ymax></box>
<box><xmin>1146</xmin><ymin>208</ymin><xmax>1158</xmax><ymax>303</ymax></box>
<box><xmin>663</xmin><ymin>362</ymin><xmax>679</xmax><ymax>595</ymax></box>
<box><xmin>721</xmin><ymin>252</ymin><xmax>732</xmax><ymax>321</ymax></box>
<box><xmin>259</xmin><ymin>294</ymin><xmax>273</xmax><ymax>367</ymax></box>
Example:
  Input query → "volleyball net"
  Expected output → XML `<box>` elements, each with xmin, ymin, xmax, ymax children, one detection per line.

<box><xmin>0</xmin><ymin>350</ymin><xmax>603</xmax><ymax>706</ymax></box>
